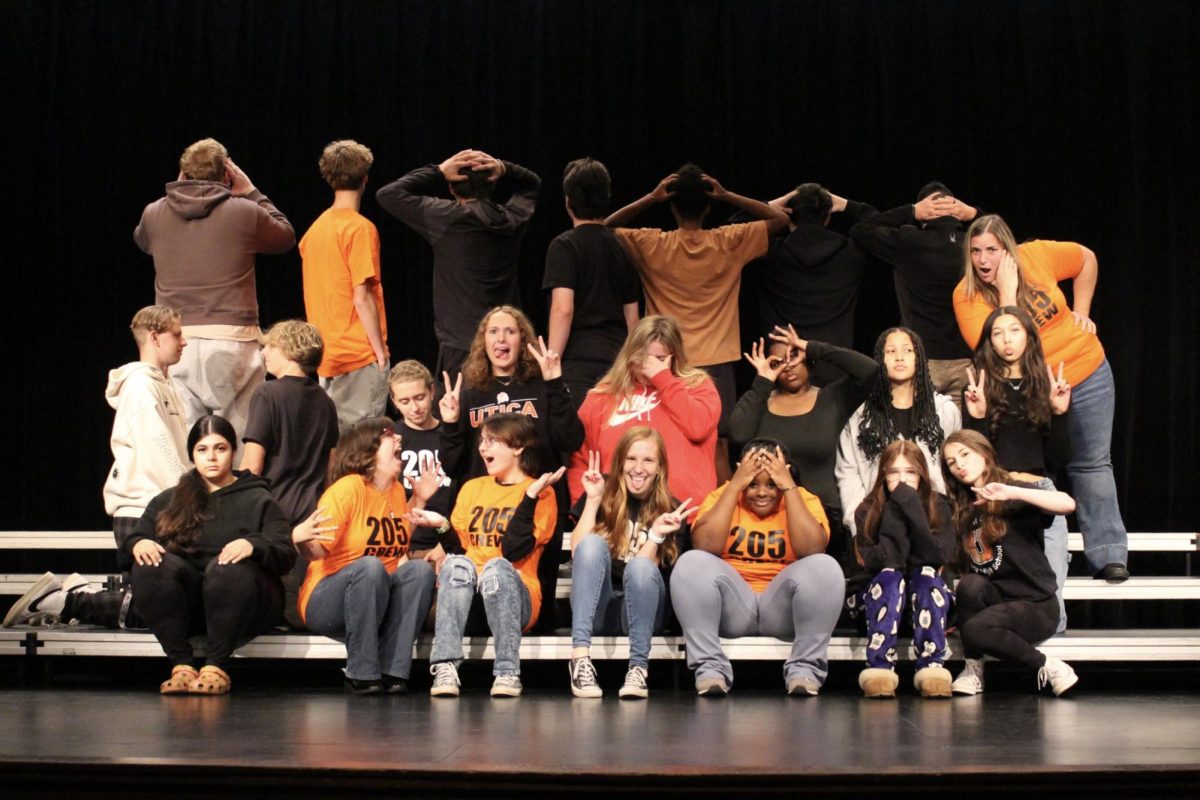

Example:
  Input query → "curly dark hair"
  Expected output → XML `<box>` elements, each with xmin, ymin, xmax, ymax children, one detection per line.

<box><xmin>856</xmin><ymin>327</ymin><xmax>945</xmax><ymax>461</ymax></box>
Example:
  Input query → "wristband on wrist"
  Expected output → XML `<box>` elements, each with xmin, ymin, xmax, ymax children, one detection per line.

<box><xmin>648</xmin><ymin>532</ymin><xmax>667</xmax><ymax>545</ymax></box>
<box><xmin>436</xmin><ymin>521</ymin><xmax>450</xmax><ymax>534</ymax></box>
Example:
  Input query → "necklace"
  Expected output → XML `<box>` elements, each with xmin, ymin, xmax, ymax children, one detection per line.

<box><xmin>1005</xmin><ymin>375</ymin><xmax>1024</xmax><ymax>391</ymax></box>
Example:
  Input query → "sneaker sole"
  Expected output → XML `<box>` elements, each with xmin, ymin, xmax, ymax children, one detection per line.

<box><xmin>491</xmin><ymin>688</ymin><xmax>522</xmax><ymax>698</ymax></box>
<box><xmin>3</xmin><ymin>572</ymin><xmax>59</xmax><ymax>628</ymax></box>
<box><xmin>430</xmin><ymin>686</ymin><xmax>460</xmax><ymax>697</ymax></box>
<box><xmin>571</xmin><ymin>686</ymin><xmax>603</xmax><ymax>698</ymax></box>
<box><xmin>618</xmin><ymin>686</ymin><xmax>648</xmax><ymax>699</ymax></box>
<box><xmin>1053</xmin><ymin>674</ymin><xmax>1080</xmax><ymax>697</ymax></box>
<box><xmin>952</xmin><ymin>685</ymin><xmax>982</xmax><ymax>696</ymax></box>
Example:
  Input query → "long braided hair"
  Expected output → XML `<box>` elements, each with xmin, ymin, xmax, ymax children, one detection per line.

<box><xmin>856</xmin><ymin>327</ymin><xmax>945</xmax><ymax>461</ymax></box>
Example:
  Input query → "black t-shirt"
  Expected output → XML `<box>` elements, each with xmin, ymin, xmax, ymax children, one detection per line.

<box><xmin>964</xmin><ymin>487</ymin><xmax>1057</xmax><ymax>602</ymax></box>
<box><xmin>568</xmin><ymin>493</ymin><xmax>692</xmax><ymax>587</ymax></box>
<box><xmin>242</xmin><ymin>376</ymin><xmax>339</xmax><ymax>525</ymax></box>
<box><xmin>892</xmin><ymin>405</ymin><xmax>914</xmax><ymax>440</ymax></box>
<box><xmin>393</xmin><ymin>420</ymin><xmax>456</xmax><ymax>551</ymax></box>
<box><xmin>963</xmin><ymin>382</ymin><xmax>1071</xmax><ymax>476</ymax></box>
<box><xmin>541</xmin><ymin>223</ymin><xmax>640</xmax><ymax>364</ymax></box>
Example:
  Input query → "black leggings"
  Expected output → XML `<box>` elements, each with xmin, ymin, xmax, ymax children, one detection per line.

<box><xmin>63</xmin><ymin>588</ymin><xmax>145</xmax><ymax>630</ymax></box>
<box><xmin>955</xmin><ymin>574</ymin><xmax>1058</xmax><ymax>670</ymax></box>
<box><xmin>131</xmin><ymin>552</ymin><xmax>282</xmax><ymax>670</ymax></box>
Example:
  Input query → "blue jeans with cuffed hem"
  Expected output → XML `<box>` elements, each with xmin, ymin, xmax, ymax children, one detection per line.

<box><xmin>1066</xmin><ymin>359</ymin><xmax>1129</xmax><ymax>572</ymax></box>
<box><xmin>669</xmin><ymin>550</ymin><xmax>844</xmax><ymax>688</ymax></box>
<box><xmin>569</xmin><ymin>534</ymin><xmax>667</xmax><ymax>667</ymax></box>
<box><xmin>304</xmin><ymin>557</ymin><xmax>436</xmax><ymax>681</ymax></box>
<box><xmin>430</xmin><ymin>554</ymin><xmax>531</xmax><ymax>676</ymax></box>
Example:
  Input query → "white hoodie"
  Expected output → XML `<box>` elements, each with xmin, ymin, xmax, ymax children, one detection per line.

<box><xmin>102</xmin><ymin>362</ymin><xmax>190</xmax><ymax>517</ymax></box>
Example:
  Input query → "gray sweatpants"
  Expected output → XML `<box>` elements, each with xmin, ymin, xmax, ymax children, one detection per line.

<box><xmin>669</xmin><ymin>550</ymin><xmax>844</xmax><ymax>688</ymax></box>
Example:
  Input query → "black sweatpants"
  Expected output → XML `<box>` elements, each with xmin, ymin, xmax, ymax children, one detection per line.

<box><xmin>955</xmin><ymin>573</ymin><xmax>1057</xmax><ymax>670</ymax></box>
<box><xmin>131</xmin><ymin>552</ymin><xmax>282</xmax><ymax>670</ymax></box>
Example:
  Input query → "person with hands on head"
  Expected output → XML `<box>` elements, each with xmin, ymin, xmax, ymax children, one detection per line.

<box><xmin>964</xmin><ymin>306</ymin><xmax>1073</xmax><ymax>630</ymax></box>
<box><xmin>849</xmin><ymin>182</ymin><xmax>980</xmax><ymax>406</ymax></box>
<box><xmin>568</xmin><ymin>428</ymin><xmax>695</xmax><ymax>699</ymax></box>
<box><xmin>954</xmin><ymin>214</ymin><xmax>1127</xmax><ymax>582</ymax></box>
<box><xmin>125</xmin><ymin>415</ymin><xmax>294</xmax><ymax>696</ymax></box>
<box><xmin>437</xmin><ymin>305</ymin><xmax>584</xmax><ymax>630</ymax></box>
<box><xmin>940</xmin><ymin>430</ymin><xmax>1080</xmax><ymax>697</ymax></box>
<box><xmin>375</xmin><ymin>150</ymin><xmax>540</xmax><ymax>379</ymax></box>
<box><xmin>606</xmin><ymin>165</ymin><xmax>789</xmax><ymax>477</ymax></box>
<box><xmin>669</xmin><ymin>439</ymin><xmax>843</xmax><ymax>697</ymax></box>
<box><xmin>847</xmin><ymin>441</ymin><xmax>957</xmax><ymax>699</ymax></box>
<box><xmin>294</xmin><ymin>417</ymin><xmax>440</xmax><ymax>695</ymax></box>
<box><xmin>730</xmin><ymin>323</ymin><xmax>877</xmax><ymax>565</ymax></box>
<box><xmin>567</xmin><ymin>315</ymin><xmax>720</xmax><ymax>512</ymax></box>
<box><xmin>410</xmin><ymin>414</ymin><xmax>562</xmax><ymax>698</ymax></box>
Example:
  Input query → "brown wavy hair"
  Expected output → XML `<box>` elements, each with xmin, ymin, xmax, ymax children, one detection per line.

<box><xmin>461</xmin><ymin>306</ymin><xmax>540</xmax><ymax>389</ymax></box>
<box><xmin>328</xmin><ymin>417</ymin><xmax>395</xmax><ymax>484</ymax></box>
<box><xmin>858</xmin><ymin>440</ymin><xmax>942</xmax><ymax>543</ymax></box>
<box><xmin>973</xmin><ymin>306</ymin><xmax>1053</xmax><ymax>436</ymax></box>
<box><xmin>155</xmin><ymin>415</ymin><xmax>237</xmax><ymax>552</ymax></box>
<box><xmin>940</xmin><ymin>430</ymin><xmax>1012</xmax><ymax>560</ymax></box>
<box><xmin>594</xmin><ymin>427</ymin><xmax>679</xmax><ymax>565</ymax></box>
<box><xmin>961</xmin><ymin>214</ymin><xmax>1037</xmax><ymax>311</ymax></box>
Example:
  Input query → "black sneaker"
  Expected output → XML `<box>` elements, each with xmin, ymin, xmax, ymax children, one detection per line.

<box><xmin>382</xmin><ymin>675</ymin><xmax>409</xmax><ymax>695</ymax></box>
<box><xmin>1095</xmin><ymin>563</ymin><xmax>1130</xmax><ymax>583</ymax></box>
<box><xmin>344</xmin><ymin>677</ymin><xmax>384</xmax><ymax>695</ymax></box>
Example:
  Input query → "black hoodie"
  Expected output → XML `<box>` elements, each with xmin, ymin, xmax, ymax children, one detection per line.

<box><xmin>125</xmin><ymin>471</ymin><xmax>295</xmax><ymax>577</ymax></box>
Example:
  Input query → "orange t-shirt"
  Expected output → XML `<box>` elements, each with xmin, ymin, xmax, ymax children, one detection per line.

<box><xmin>696</xmin><ymin>482</ymin><xmax>829</xmax><ymax>592</ymax></box>
<box><xmin>300</xmin><ymin>208</ymin><xmax>387</xmax><ymax>378</ymax></box>
<box><xmin>614</xmin><ymin>222</ymin><xmax>769</xmax><ymax>366</ymax></box>
<box><xmin>450</xmin><ymin>475</ymin><xmax>557</xmax><ymax>630</ymax></box>
<box><xmin>952</xmin><ymin>240</ymin><xmax>1104</xmax><ymax>387</ymax></box>
<box><xmin>298</xmin><ymin>475</ymin><xmax>411</xmax><ymax>622</ymax></box>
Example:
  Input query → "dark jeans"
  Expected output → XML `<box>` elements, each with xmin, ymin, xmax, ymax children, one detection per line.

<box><xmin>956</xmin><ymin>573</ymin><xmax>1057</xmax><ymax>670</ymax></box>
<box><xmin>131</xmin><ymin>553</ymin><xmax>282</xmax><ymax>670</ymax></box>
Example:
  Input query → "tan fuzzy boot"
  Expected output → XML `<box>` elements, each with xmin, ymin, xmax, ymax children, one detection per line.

<box><xmin>859</xmin><ymin>667</ymin><xmax>899</xmax><ymax>698</ymax></box>
<box><xmin>914</xmin><ymin>665</ymin><xmax>953</xmax><ymax>698</ymax></box>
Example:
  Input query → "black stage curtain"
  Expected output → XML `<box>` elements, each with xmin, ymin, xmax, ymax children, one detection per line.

<box><xmin>3</xmin><ymin>1</ymin><xmax>1196</xmax><ymax>531</ymax></box>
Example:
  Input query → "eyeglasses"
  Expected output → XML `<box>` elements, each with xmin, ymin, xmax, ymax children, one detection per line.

<box><xmin>479</xmin><ymin>435</ymin><xmax>500</xmax><ymax>447</ymax></box>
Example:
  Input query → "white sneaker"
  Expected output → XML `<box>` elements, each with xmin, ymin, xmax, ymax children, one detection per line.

<box><xmin>696</xmin><ymin>676</ymin><xmax>729</xmax><ymax>696</ymax></box>
<box><xmin>619</xmin><ymin>665</ymin><xmax>649</xmax><ymax>699</ymax></box>
<box><xmin>491</xmin><ymin>674</ymin><xmax>523</xmax><ymax>697</ymax></box>
<box><xmin>1038</xmin><ymin>656</ymin><xmax>1079</xmax><ymax>696</ymax></box>
<box><xmin>569</xmin><ymin>656</ymin><xmax>602</xmax><ymax>698</ymax></box>
<box><xmin>952</xmin><ymin>659</ymin><xmax>985</xmax><ymax>695</ymax></box>
<box><xmin>429</xmin><ymin>662</ymin><xmax>460</xmax><ymax>697</ymax></box>
<box><xmin>3</xmin><ymin>573</ymin><xmax>63</xmax><ymax>627</ymax></box>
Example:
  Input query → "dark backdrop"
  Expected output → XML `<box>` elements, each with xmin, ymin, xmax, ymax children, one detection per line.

<box><xmin>3</xmin><ymin>0</ymin><xmax>1196</xmax><ymax>531</ymax></box>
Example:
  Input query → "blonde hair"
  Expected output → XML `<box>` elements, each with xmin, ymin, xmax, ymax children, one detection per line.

<box><xmin>962</xmin><ymin>214</ymin><xmax>1036</xmax><ymax>310</ymax></box>
<box><xmin>318</xmin><ymin>140</ymin><xmax>373</xmax><ymax>190</ymax></box>
<box><xmin>259</xmin><ymin>320</ymin><xmax>325</xmax><ymax>374</ymax></box>
<box><xmin>461</xmin><ymin>306</ymin><xmax>540</xmax><ymax>389</ymax></box>
<box><xmin>130</xmin><ymin>305</ymin><xmax>181</xmax><ymax>346</ymax></box>
<box><xmin>388</xmin><ymin>359</ymin><xmax>434</xmax><ymax>389</ymax></box>
<box><xmin>594</xmin><ymin>427</ymin><xmax>680</xmax><ymax>565</ymax></box>
<box><xmin>592</xmin><ymin>315</ymin><xmax>709</xmax><ymax>397</ymax></box>
<box><xmin>179</xmin><ymin>138</ymin><xmax>228</xmax><ymax>182</ymax></box>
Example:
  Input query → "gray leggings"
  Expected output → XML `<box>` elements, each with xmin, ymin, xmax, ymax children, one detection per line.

<box><xmin>669</xmin><ymin>550</ymin><xmax>844</xmax><ymax>687</ymax></box>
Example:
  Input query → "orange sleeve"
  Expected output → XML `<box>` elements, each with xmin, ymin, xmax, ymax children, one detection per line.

<box><xmin>344</xmin><ymin>218</ymin><xmax>380</xmax><ymax>287</ymax></box>
<box><xmin>722</xmin><ymin>220</ymin><xmax>770</xmax><ymax>264</ymax></box>
<box><xmin>952</xmin><ymin>279</ymin><xmax>993</xmax><ymax>350</ymax></box>
<box><xmin>798</xmin><ymin>486</ymin><xmax>829</xmax><ymax>535</ymax></box>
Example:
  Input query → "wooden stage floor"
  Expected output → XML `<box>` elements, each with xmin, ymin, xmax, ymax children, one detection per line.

<box><xmin>2</xmin><ymin>683</ymin><xmax>1199</xmax><ymax>797</ymax></box>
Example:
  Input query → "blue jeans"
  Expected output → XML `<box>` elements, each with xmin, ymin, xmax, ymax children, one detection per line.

<box><xmin>669</xmin><ymin>550</ymin><xmax>844</xmax><ymax>688</ymax></box>
<box><xmin>848</xmin><ymin>567</ymin><xmax>952</xmax><ymax>670</ymax></box>
<box><xmin>304</xmin><ymin>557</ymin><xmax>436</xmax><ymax>681</ymax></box>
<box><xmin>431</xmin><ymin>554</ymin><xmax>532</xmax><ymax>676</ymax></box>
<box><xmin>1032</xmin><ymin>476</ymin><xmax>1070</xmax><ymax>633</ymax></box>
<box><xmin>569</xmin><ymin>534</ymin><xmax>667</xmax><ymax>667</ymax></box>
<box><xmin>1066</xmin><ymin>359</ymin><xmax>1129</xmax><ymax>572</ymax></box>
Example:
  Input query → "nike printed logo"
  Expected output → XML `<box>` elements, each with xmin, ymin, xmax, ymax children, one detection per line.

<box><xmin>606</xmin><ymin>391</ymin><xmax>661</xmax><ymax>427</ymax></box>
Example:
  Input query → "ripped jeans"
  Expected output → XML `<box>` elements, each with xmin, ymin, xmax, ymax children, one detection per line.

<box><xmin>430</xmin><ymin>554</ymin><xmax>532</xmax><ymax>676</ymax></box>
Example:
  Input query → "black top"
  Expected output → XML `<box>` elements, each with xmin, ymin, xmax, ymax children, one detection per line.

<box><xmin>376</xmin><ymin>162</ymin><xmax>541</xmax><ymax>350</ymax></box>
<box><xmin>393</xmin><ymin>420</ymin><xmax>458</xmax><ymax>551</ymax></box>
<box><xmin>729</xmin><ymin>341</ymin><xmax>877</xmax><ymax>513</ymax></box>
<box><xmin>242</xmin><ymin>375</ymin><xmax>339</xmax><ymax>525</ymax></box>
<box><xmin>963</xmin><ymin>382</ymin><xmax>1071</xmax><ymax>476</ymax></box>
<box><xmin>743</xmin><ymin>201</ymin><xmax>877</xmax><ymax>349</ymax></box>
<box><xmin>850</xmin><ymin>206</ymin><xmax>974</xmax><ymax>360</ymax></box>
<box><xmin>569</xmin><ymin>493</ymin><xmax>693</xmax><ymax>587</ymax></box>
<box><xmin>848</xmin><ymin>486</ymin><xmax>956</xmax><ymax>595</ymax></box>
<box><xmin>963</xmin><ymin>485</ymin><xmax>1057</xmax><ymax>603</ymax></box>
<box><xmin>541</xmin><ymin>223</ymin><xmax>641</xmax><ymax>364</ymax></box>
<box><xmin>125</xmin><ymin>471</ymin><xmax>295</xmax><ymax>577</ymax></box>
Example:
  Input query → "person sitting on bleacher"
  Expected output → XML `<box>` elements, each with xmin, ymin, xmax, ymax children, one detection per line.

<box><xmin>293</xmin><ymin>417</ymin><xmax>440</xmax><ymax>695</ymax></box>
<box><xmin>567</xmin><ymin>428</ymin><xmax>696</xmax><ymax>700</ymax></box>
<box><xmin>126</xmin><ymin>415</ymin><xmax>294</xmax><ymax>696</ymax></box>
<box><xmin>670</xmin><ymin>439</ymin><xmax>844</xmax><ymax>696</ymax></box>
